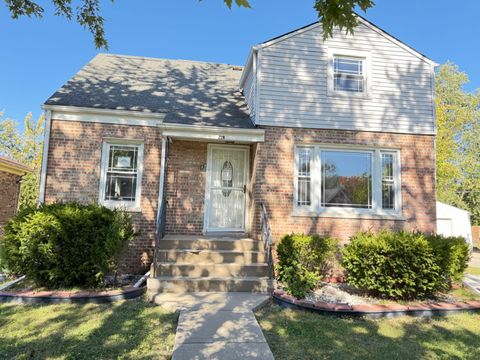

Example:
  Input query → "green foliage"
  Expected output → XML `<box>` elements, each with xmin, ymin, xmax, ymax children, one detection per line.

<box><xmin>0</xmin><ymin>112</ymin><xmax>44</xmax><ymax>209</ymax></box>
<box><xmin>424</xmin><ymin>234</ymin><xmax>470</xmax><ymax>285</ymax></box>
<box><xmin>436</xmin><ymin>62</ymin><xmax>480</xmax><ymax>225</ymax></box>
<box><xmin>342</xmin><ymin>231</ymin><xmax>470</xmax><ymax>300</ymax></box>
<box><xmin>314</xmin><ymin>0</ymin><xmax>375</xmax><ymax>39</ymax></box>
<box><xmin>0</xmin><ymin>202</ymin><xmax>135</xmax><ymax>288</ymax></box>
<box><xmin>4</xmin><ymin>0</ymin><xmax>108</xmax><ymax>49</ymax></box>
<box><xmin>276</xmin><ymin>233</ymin><xmax>338</xmax><ymax>298</ymax></box>
<box><xmin>4</xmin><ymin>1</ymin><xmax>375</xmax><ymax>48</ymax></box>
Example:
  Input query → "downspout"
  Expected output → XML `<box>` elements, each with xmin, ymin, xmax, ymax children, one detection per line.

<box><xmin>38</xmin><ymin>109</ymin><xmax>52</xmax><ymax>204</ymax></box>
<box><xmin>153</xmin><ymin>135</ymin><xmax>168</xmax><ymax>277</ymax></box>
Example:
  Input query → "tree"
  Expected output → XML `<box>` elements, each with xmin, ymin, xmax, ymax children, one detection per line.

<box><xmin>4</xmin><ymin>0</ymin><xmax>375</xmax><ymax>49</ymax></box>
<box><xmin>0</xmin><ymin>113</ymin><xmax>45</xmax><ymax>209</ymax></box>
<box><xmin>435</xmin><ymin>62</ymin><xmax>480</xmax><ymax>225</ymax></box>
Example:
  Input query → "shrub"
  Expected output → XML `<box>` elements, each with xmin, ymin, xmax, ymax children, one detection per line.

<box><xmin>276</xmin><ymin>234</ymin><xmax>338</xmax><ymax>298</ymax></box>
<box><xmin>0</xmin><ymin>202</ymin><xmax>135</xmax><ymax>288</ymax></box>
<box><xmin>341</xmin><ymin>231</ymin><xmax>470</xmax><ymax>300</ymax></box>
<box><xmin>424</xmin><ymin>234</ymin><xmax>470</xmax><ymax>286</ymax></box>
<box><xmin>342</xmin><ymin>231</ymin><xmax>441</xmax><ymax>299</ymax></box>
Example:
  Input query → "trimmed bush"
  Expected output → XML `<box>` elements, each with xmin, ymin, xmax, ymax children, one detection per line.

<box><xmin>424</xmin><ymin>234</ymin><xmax>470</xmax><ymax>286</ymax></box>
<box><xmin>276</xmin><ymin>234</ymin><xmax>337</xmax><ymax>298</ymax></box>
<box><xmin>341</xmin><ymin>231</ymin><xmax>470</xmax><ymax>300</ymax></box>
<box><xmin>0</xmin><ymin>202</ymin><xmax>135</xmax><ymax>288</ymax></box>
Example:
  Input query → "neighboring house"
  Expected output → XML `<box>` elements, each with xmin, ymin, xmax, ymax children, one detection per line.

<box><xmin>0</xmin><ymin>157</ymin><xmax>32</xmax><ymax>232</ymax></box>
<box><xmin>436</xmin><ymin>201</ymin><xmax>473</xmax><ymax>247</ymax></box>
<box><xmin>40</xmin><ymin>15</ymin><xmax>438</xmax><ymax>293</ymax></box>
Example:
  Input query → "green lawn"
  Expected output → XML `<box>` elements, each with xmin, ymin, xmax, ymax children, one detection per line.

<box><xmin>256</xmin><ymin>304</ymin><xmax>480</xmax><ymax>360</ymax></box>
<box><xmin>0</xmin><ymin>298</ymin><xmax>177</xmax><ymax>359</ymax></box>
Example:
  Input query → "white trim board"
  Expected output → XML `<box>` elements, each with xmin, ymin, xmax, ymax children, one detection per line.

<box><xmin>48</xmin><ymin>109</ymin><xmax>163</xmax><ymax>127</ymax></box>
<box><xmin>43</xmin><ymin>105</ymin><xmax>265</xmax><ymax>142</ymax></box>
<box><xmin>38</xmin><ymin>110</ymin><xmax>52</xmax><ymax>203</ymax></box>
<box><xmin>161</xmin><ymin>124</ymin><xmax>265</xmax><ymax>143</ymax></box>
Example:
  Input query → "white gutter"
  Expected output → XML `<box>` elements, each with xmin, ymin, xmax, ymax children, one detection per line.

<box><xmin>38</xmin><ymin>110</ymin><xmax>52</xmax><ymax>204</ymax></box>
<box><xmin>160</xmin><ymin>123</ymin><xmax>265</xmax><ymax>143</ymax></box>
<box><xmin>41</xmin><ymin>104</ymin><xmax>167</xmax><ymax>120</ymax></box>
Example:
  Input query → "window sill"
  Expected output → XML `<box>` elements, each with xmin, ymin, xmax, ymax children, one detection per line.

<box><xmin>327</xmin><ymin>90</ymin><xmax>371</xmax><ymax>99</ymax></box>
<box><xmin>291</xmin><ymin>208</ymin><xmax>405</xmax><ymax>221</ymax></box>
<box><xmin>100</xmin><ymin>202</ymin><xmax>142</xmax><ymax>213</ymax></box>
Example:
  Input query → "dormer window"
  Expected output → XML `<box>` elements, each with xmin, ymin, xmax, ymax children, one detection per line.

<box><xmin>328</xmin><ymin>48</ymin><xmax>371</xmax><ymax>98</ymax></box>
<box><xmin>334</xmin><ymin>56</ymin><xmax>365</xmax><ymax>92</ymax></box>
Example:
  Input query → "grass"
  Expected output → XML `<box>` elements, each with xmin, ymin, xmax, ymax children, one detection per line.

<box><xmin>449</xmin><ymin>286</ymin><xmax>480</xmax><ymax>301</ymax></box>
<box><xmin>467</xmin><ymin>266</ymin><xmax>480</xmax><ymax>276</ymax></box>
<box><xmin>256</xmin><ymin>304</ymin><xmax>480</xmax><ymax>360</ymax></box>
<box><xmin>0</xmin><ymin>298</ymin><xmax>177</xmax><ymax>359</ymax></box>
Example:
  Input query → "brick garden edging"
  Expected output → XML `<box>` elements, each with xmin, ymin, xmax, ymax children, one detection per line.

<box><xmin>272</xmin><ymin>289</ymin><xmax>480</xmax><ymax>319</ymax></box>
<box><xmin>0</xmin><ymin>286</ymin><xmax>146</xmax><ymax>304</ymax></box>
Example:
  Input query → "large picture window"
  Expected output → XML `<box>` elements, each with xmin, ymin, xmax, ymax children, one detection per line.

<box><xmin>321</xmin><ymin>151</ymin><xmax>372</xmax><ymax>208</ymax></box>
<box><xmin>295</xmin><ymin>146</ymin><xmax>400</xmax><ymax>216</ymax></box>
<box><xmin>99</xmin><ymin>141</ymin><xmax>143</xmax><ymax>210</ymax></box>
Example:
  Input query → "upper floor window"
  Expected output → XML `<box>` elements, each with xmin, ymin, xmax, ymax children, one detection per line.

<box><xmin>333</xmin><ymin>56</ymin><xmax>365</xmax><ymax>93</ymax></box>
<box><xmin>99</xmin><ymin>140</ymin><xmax>144</xmax><ymax>211</ymax></box>
<box><xmin>328</xmin><ymin>48</ymin><xmax>371</xmax><ymax>98</ymax></box>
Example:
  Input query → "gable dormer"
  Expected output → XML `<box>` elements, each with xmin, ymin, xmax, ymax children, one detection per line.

<box><xmin>240</xmin><ymin>16</ymin><xmax>437</xmax><ymax>134</ymax></box>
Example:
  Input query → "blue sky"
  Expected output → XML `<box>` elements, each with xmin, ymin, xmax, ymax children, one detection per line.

<box><xmin>1</xmin><ymin>0</ymin><xmax>479</xmax><ymax>124</ymax></box>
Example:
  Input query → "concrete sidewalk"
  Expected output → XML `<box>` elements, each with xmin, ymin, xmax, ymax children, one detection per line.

<box><xmin>464</xmin><ymin>274</ymin><xmax>480</xmax><ymax>295</ymax></box>
<box><xmin>157</xmin><ymin>293</ymin><xmax>274</xmax><ymax>360</ymax></box>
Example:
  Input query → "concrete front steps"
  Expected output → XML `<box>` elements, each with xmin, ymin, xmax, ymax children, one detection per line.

<box><xmin>147</xmin><ymin>235</ymin><xmax>273</xmax><ymax>298</ymax></box>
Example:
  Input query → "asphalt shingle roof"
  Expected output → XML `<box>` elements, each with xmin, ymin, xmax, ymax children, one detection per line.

<box><xmin>44</xmin><ymin>54</ymin><xmax>254</xmax><ymax>129</ymax></box>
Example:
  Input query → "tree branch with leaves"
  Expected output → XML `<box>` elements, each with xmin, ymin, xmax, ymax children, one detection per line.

<box><xmin>4</xmin><ymin>0</ymin><xmax>375</xmax><ymax>48</ymax></box>
<box><xmin>0</xmin><ymin>113</ymin><xmax>45</xmax><ymax>209</ymax></box>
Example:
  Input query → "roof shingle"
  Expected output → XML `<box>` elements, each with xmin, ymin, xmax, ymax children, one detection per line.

<box><xmin>44</xmin><ymin>54</ymin><xmax>254</xmax><ymax>129</ymax></box>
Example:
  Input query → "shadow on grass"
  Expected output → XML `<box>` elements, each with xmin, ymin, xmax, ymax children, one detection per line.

<box><xmin>256</xmin><ymin>303</ymin><xmax>480</xmax><ymax>360</ymax></box>
<box><xmin>0</xmin><ymin>298</ymin><xmax>177</xmax><ymax>360</ymax></box>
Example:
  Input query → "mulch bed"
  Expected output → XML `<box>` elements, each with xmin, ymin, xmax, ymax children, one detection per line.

<box><xmin>0</xmin><ymin>277</ymin><xmax>146</xmax><ymax>304</ymax></box>
<box><xmin>273</xmin><ymin>289</ymin><xmax>480</xmax><ymax>318</ymax></box>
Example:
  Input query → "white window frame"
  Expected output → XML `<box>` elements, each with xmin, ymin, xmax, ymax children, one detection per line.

<box><xmin>327</xmin><ymin>47</ymin><xmax>372</xmax><ymax>98</ymax></box>
<box><xmin>293</xmin><ymin>144</ymin><xmax>402</xmax><ymax>218</ymax></box>
<box><xmin>99</xmin><ymin>139</ymin><xmax>144</xmax><ymax>212</ymax></box>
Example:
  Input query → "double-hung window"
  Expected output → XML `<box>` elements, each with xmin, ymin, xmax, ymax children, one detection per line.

<box><xmin>328</xmin><ymin>48</ymin><xmax>370</xmax><ymax>97</ymax></box>
<box><xmin>333</xmin><ymin>57</ymin><xmax>364</xmax><ymax>93</ymax></box>
<box><xmin>99</xmin><ymin>141</ymin><xmax>144</xmax><ymax>210</ymax></box>
<box><xmin>295</xmin><ymin>146</ymin><xmax>400</xmax><ymax>216</ymax></box>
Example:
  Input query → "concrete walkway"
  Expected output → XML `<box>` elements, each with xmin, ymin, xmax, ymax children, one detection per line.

<box><xmin>157</xmin><ymin>293</ymin><xmax>274</xmax><ymax>360</ymax></box>
<box><xmin>464</xmin><ymin>274</ymin><xmax>480</xmax><ymax>295</ymax></box>
<box><xmin>469</xmin><ymin>251</ymin><xmax>480</xmax><ymax>268</ymax></box>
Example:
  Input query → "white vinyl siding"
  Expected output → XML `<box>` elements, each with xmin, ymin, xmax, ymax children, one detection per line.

<box><xmin>256</xmin><ymin>23</ymin><xmax>435</xmax><ymax>134</ymax></box>
<box><xmin>242</xmin><ymin>67</ymin><xmax>256</xmax><ymax>122</ymax></box>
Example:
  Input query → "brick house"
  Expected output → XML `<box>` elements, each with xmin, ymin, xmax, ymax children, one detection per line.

<box><xmin>40</xmin><ymin>16</ymin><xmax>438</xmax><ymax>295</ymax></box>
<box><xmin>0</xmin><ymin>157</ymin><xmax>32</xmax><ymax>234</ymax></box>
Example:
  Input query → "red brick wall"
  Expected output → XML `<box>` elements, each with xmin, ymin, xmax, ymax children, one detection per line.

<box><xmin>44</xmin><ymin>120</ymin><xmax>437</xmax><ymax>270</ymax></box>
<box><xmin>0</xmin><ymin>171</ymin><xmax>21</xmax><ymax>226</ymax></box>
<box><xmin>250</xmin><ymin>127</ymin><xmax>437</xmax><ymax>243</ymax></box>
<box><xmin>45</xmin><ymin>120</ymin><xmax>162</xmax><ymax>273</ymax></box>
<box><xmin>165</xmin><ymin>140</ymin><xmax>207</xmax><ymax>234</ymax></box>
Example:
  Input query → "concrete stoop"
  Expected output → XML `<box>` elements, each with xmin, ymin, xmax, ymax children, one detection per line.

<box><xmin>148</xmin><ymin>235</ymin><xmax>273</xmax><ymax>297</ymax></box>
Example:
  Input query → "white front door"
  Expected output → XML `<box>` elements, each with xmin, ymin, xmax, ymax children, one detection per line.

<box><xmin>205</xmin><ymin>145</ymin><xmax>248</xmax><ymax>232</ymax></box>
